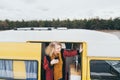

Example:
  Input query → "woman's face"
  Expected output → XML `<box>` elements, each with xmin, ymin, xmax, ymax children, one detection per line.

<box><xmin>54</xmin><ymin>44</ymin><xmax>62</xmax><ymax>53</ymax></box>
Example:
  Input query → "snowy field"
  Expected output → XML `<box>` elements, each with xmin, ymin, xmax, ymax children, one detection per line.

<box><xmin>100</xmin><ymin>30</ymin><xmax>120</xmax><ymax>39</ymax></box>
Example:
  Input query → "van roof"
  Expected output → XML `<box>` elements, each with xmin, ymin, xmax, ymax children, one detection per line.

<box><xmin>0</xmin><ymin>28</ymin><xmax>120</xmax><ymax>57</ymax></box>
<box><xmin>0</xmin><ymin>29</ymin><xmax>119</xmax><ymax>42</ymax></box>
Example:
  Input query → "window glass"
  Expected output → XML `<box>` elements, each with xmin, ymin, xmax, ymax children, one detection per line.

<box><xmin>90</xmin><ymin>60</ymin><xmax>120</xmax><ymax>80</ymax></box>
<box><xmin>0</xmin><ymin>60</ymin><xmax>13</xmax><ymax>79</ymax></box>
<box><xmin>0</xmin><ymin>60</ymin><xmax>38</xmax><ymax>80</ymax></box>
<box><xmin>25</xmin><ymin>61</ymin><xmax>38</xmax><ymax>79</ymax></box>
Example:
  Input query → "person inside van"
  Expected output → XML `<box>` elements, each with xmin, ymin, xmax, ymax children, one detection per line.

<box><xmin>43</xmin><ymin>41</ymin><xmax>81</xmax><ymax>80</ymax></box>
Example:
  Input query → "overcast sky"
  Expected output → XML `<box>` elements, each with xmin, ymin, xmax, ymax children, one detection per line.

<box><xmin>0</xmin><ymin>0</ymin><xmax>120</xmax><ymax>21</ymax></box>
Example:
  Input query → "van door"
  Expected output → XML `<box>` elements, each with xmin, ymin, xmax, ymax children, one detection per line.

<box><xmin>0</xmin><ymin>42</ymin><xmax>42</xmax><ymax>80</ymax></box>
<box><xmin>27</xmin><ymin>41</ymin><xmax>84</xmax><ymax>80</ymax></box>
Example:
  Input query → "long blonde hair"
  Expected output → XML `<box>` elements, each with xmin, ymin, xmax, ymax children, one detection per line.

<box><xmin>45</xmin><ymin>41</ymin><xmax>62</xmax><ymax>56</ymax></box>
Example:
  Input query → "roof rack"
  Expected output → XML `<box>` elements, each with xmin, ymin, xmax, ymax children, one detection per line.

<box><xmin>14</xmin><ymin>27</ymin><xmax>68</xmax><ymax>31</ymax></box>
<box><xmin>14</xmin><ymin>27</ymin><xmax>54</xmax><ymax>31</ymax></box>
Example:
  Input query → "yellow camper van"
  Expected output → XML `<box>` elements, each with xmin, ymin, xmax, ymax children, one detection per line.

<box><xmin>0</xmin><ymin>28</ymin><xmax>120</xmax><ymax>80</ymax></box>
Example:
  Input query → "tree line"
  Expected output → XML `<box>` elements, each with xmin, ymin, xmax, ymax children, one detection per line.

<box><xmin>0</xmin><ymin>17</ymin><xmax>120</xmax><ymax>30</ymax></box>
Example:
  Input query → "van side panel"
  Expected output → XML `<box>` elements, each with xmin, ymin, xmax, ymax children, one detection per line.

<box><xmin>0</xmin><ymin>42</ymin><xmax>41</xmax><ymax>80</ymax></box>
<box><xmin>0</xmin><ymin>42</ymin><xmax>41</xmax><ymax>60</ymax></box>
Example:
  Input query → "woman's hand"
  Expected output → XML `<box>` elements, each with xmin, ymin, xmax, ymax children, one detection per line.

<box><xmin>50</xmin><ymin>59</ymin><xmax>59</xmax><ymax>65</ymax></box>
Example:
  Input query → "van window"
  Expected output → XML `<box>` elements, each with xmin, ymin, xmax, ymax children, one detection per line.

<box><xmin>0</xmin><ymin>59</ymin><xmax>38</xmax><ymax>80</ymax></box>
<box><xmin>90</xmin><ymin>60</ymin><xmax>120</xmax><ymax>80</ymax></box>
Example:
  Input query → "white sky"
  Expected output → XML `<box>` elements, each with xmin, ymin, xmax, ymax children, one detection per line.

<box><xmin>0</xmin><ymin>0</ymin><xmax>120</xmax><ymax>21</ymax></box>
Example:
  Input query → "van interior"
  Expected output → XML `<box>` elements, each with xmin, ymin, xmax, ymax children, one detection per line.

<box><xmin>40</xmin><ymin>42</ymin><xmax>82</xmax><ymax>80</ymax></box>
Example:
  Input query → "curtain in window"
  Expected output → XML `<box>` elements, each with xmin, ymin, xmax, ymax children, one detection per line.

<box><xmin>25</xmin><ymin>61</ymin><xmax>37</xmax><ymax>80</ymax></box>
<box><xmin>0</xmin><ymin>60</ymin><xmax>13</xmax><ymax>78</ymax></box>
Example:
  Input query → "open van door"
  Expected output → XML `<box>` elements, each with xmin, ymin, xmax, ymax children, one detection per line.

<box><xmin>0</xmin><ymin>42</ymin><xmax>42</xmax><ymax>80</ymax></box>
<box><xmin>28</xmin><ymin>41</ymin><xmax>84</xmax><ymax>80</ymax></box>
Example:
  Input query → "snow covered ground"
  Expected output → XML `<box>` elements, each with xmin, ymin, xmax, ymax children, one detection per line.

<box><xmin>100</xmin><ymin>30</ymin><xmax>120</xmax><ymax>39</ymax></box>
